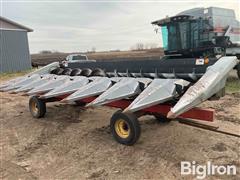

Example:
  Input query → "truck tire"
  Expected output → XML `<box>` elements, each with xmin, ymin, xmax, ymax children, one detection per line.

<box><xmin>62</xmin><ymin>68</ymin><xmax>72</xmax><ymax>75</ymax></box>
<box><xmin>29</xmin><ymin>96</ymin><xmax>46</xmax><ymax>118</ymax></box>
<box><xmin>110</xmin><ymin>110</ymin><xmax>141</xmax><ymax>145</ymax></box>
<box><xmin>70</xmin><ymin>68</ymin><xmax>82</xmax><ymax>76</ymax></box>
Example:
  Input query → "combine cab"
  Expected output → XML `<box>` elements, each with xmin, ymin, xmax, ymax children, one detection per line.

<box><xmin>152</xmin><ymin>7</ymin><xmax>240</xmax><ymax>77</ymax></box>
<box><xmin>152</xmin><ymin>7</ymin><xmax>240</xmax><ymax>57</ymax></box>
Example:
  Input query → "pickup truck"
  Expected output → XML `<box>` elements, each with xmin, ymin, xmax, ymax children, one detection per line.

<box><xmin>61</xmin><ymin>54</ymin><xmax>96</xmax><ymax>67</ymax></box>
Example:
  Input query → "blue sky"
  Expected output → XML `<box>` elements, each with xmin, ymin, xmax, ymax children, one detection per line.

<box><xmin>1</xmin><ymin>0</ymin><xmax>240</xmax><ymax>53</ymax></box>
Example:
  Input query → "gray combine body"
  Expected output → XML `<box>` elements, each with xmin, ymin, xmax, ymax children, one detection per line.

<box><xmin>152</xmin><ymin>7</ymin><xmax>240</xmax><ymax>57</ymax></box>
<box><xmin>178</xmin><ymin>7</ymin><xmax>240</xmax><ymax>45</ymax></box>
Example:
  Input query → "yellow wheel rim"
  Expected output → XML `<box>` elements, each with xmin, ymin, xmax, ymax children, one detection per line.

<box><xmin>31</xmin><ymin>101</ymin><xmax>38</xmax><ymax>114</ymax></box>
<box><xmin>115</xmin><ymin>119</ymin><xmax>130</xmax><ymax>138</ymax></box>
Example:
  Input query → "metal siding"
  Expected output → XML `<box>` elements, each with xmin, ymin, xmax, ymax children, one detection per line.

<box><xmin>0</xmin><ymin>30</ymin><xmax>31</xmax><ymax>73</ymax></box>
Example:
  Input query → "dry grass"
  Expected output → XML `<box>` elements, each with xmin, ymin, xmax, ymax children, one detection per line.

<box><xmin>0</xmin><ymin>69</ymin><xmax>34</xmax><ymax>81</ymax></box>
<box><xmin>226</xmin><ymin>78</ymin><xmax>240</xmax><ymax>93</ymax></box>
<box><xmin>31</xmin><ymin>48</ymin><xmax>164</xmax><ymax>65</ymax></box>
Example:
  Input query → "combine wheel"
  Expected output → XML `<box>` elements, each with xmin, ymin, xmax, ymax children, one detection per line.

<box><xmin>29</xmin><ymin>96</ymin><xmax>46</xmax><ymax>118</ymax></box>
<box><xmin>70</xmin><ymin>68</ymin><xmax>82</xmax><ymax>76</ymax></box>
<box><xmin>154</xmin><ymin>114</ymin><xmax>171</xmax><ymax>123</ymax></box>
<box><xmin>62</xmin><ymin>68</ymin><xmax>72</xmax><ymax>75</ymax></box>
<box><xmin>110</xmin><ymin>110</ymin><xmax>141</xmax><ymax>145</ymax></box>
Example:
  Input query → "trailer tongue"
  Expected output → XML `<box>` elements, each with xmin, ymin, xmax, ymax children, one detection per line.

<box><xmin>1</xmin><ymin>56</ymin><xmax>238</xmax><ymax>145</ymax></box>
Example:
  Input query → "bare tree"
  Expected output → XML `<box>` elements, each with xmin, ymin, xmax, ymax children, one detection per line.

<box><xmin>91</xmin><ymin>47</ymin><xmax>96</xmax><ymax>53</ymax></box>
<box><xmin>136</xmin><ymin>43</ymin><xmax>144</xmax><ymax>50</ymax></box>
<box><xmin>131</xmin><ymin>42</ymin><xmax>159</xmax><ymax>51</ymax></box>
<box><xmin>39</xmin><ymin>50</ymin><xmax>52</xmax><ymax>54</ymax></box>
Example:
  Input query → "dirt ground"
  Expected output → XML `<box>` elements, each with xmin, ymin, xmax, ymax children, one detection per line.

<box><xmin>31</xmin><ymin>48</ymin><xmax>164</xmax><ymax>66</ymax></box>
<box><xmin>0</xmin><ymin>82</ymin><xmax>240</xmax><ymax>179</ymax></box>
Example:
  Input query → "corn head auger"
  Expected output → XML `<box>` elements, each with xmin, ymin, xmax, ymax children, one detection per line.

<box><xmin>0</xmin><ymin>56</ymin><xmax>238</xmax><ymax>145</ymax></box>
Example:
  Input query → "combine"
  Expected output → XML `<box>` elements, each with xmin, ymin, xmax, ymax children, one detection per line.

<box><xmin>1</xmin><ymin>7</ymin><xmax>239</xmax><ymax>145</ymax></box>
<box><xmin>65</xmin><ymin>7</ymin><xmax>240</xmax><ymax>79</ymax></box>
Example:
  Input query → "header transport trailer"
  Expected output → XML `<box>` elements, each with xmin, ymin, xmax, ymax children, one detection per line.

<box><xmin>1</xmin><ymin>56</ymin><xmax>238</xmax><ymax>145</ymax></box>
<box><xmin>1</xmin><ymin>7</ymin><xmax>239</xmax><ymax>145</ymax></box>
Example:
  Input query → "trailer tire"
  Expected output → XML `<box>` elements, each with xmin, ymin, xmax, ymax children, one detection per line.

<box><xmin>75</xmin><ymin>101</ymin><xmax>86</xmax><ymax>106</ymax></box>
<box><xmin>154</xmin><ymin>114</ymin><xmax>171</xmax><ymax>123</ymax></box>
<box><xmin>110</xmin><ymin>110</ymin><xmax>140</xmax><ymax>145</ymax></box>
<box><xmin>29</xmin><ymin>96</ymin><xmax>46</xmax><ymax>118</ymax></box>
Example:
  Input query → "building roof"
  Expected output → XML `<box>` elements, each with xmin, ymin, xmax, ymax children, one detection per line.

<box><xmin>0</xmin><ymin>16</ymin><xmax>33</xmax><ymax>32</ymax></box>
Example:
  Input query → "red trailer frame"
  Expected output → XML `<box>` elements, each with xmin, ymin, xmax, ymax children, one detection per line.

<box><xmin>29</xmin><ymin>94</ymin><xmax>215</xmax><ymax>145</ymax></box>
<box><xmin>53</xmin><ymin>95</ymin><xmax>214</xmax><ymax>122</ymax></box>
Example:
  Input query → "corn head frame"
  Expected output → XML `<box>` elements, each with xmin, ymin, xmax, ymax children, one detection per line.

<box><xmin>0</xmin><ymin>56</ymin><xmax>238</xmax><ymax>145</ymax></box>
